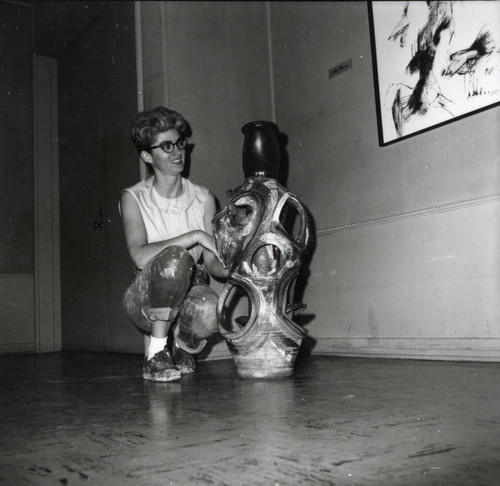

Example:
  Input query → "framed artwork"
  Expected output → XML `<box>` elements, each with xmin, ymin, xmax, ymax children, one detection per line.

<box><xmin>368</xmin><ymin>1</ymin><xmax>500</xmax><ymax>145</ymax></box>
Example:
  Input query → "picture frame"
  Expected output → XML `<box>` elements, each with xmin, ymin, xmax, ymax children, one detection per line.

<box><xmin>368</xmin><ymin>1</ymin><xmax>500</xmax><ymax>146</ymax></box>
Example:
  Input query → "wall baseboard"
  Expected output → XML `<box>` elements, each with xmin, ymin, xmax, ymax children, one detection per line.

<box><xmin>201</xmin><ymin>337</ymin><xmax>500</xmax><ymax>362</ymax></box>
<box><xmin>309</xmin><ymin>337</ymin><xmax>500</xmax><ymax>362</ymax></box>
<box><xmin>0</xmin><ymin>343</ymin><xmax>36</xmax><ymax>354</ymax></box>
<box><xmin>200</xmin><ymin>341</ymin><xmax>232</xmax><ymax>361</ymax></box>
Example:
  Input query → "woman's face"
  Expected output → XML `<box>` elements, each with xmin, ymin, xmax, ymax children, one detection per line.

<box><xmin>144</xmin><ymin>128</ymin><xmax>186</xmax><ymax>176</ymax></box>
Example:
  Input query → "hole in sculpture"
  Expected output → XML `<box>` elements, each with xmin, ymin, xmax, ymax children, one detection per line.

<box><xmin>220</xmin><ymin>284</ymin><xmax>252</xmax><ymax>333</ymax></box>
<box><xmin>232</xmin><ymin>202</ymin><xmax>253</xmax><ymax>225</ymax></box>
<box><xmin>229</xmin><ymin>193</ymin><xmax>256</xmax><ymax>226</ymax></box>
<box><xmin>251</xmin><ymin>244</ymin><xmax>282</xmax><ymax>275</ymax></box>
<box><xmin>278</xmin><ymin>197</ymin><xmax>305</xmax><ymax>245</ymax></box>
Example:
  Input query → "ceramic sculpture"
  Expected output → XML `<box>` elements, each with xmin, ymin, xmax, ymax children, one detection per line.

<box><xmin>213</xmin><ymin>121</ymin><xmax>310</xmax><ymax>378</ymax></box>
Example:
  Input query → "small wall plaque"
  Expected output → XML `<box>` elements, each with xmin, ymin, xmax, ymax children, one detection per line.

<box><xmin>329</xmin><ymin>59</ymin><xmax>352</xmax><ymax>79</ymax></box>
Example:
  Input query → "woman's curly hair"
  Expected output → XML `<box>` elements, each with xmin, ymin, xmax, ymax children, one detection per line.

<box><xmin>131</xmin><ymin>106</ymin><xmax>190</xmax><ymax>153</ymax></box>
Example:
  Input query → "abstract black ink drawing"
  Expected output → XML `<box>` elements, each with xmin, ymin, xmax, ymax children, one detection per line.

<box><xmin>369</xmin><ymin>1</ymin><xmax>500</xmax><ymax>145</ymax></box>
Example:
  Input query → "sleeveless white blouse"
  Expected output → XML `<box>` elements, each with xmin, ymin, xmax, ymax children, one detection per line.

<box><xmin>121</xmin><ymin>176</ymin><xmax>208</xmax><ymax>263</ymax></box>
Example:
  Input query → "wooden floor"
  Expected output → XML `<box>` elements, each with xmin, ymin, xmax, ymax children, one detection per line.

<box><xmin>0</xmin><ymin>353</ymin><xmax>499</xmax><ymax>485</ymax></box>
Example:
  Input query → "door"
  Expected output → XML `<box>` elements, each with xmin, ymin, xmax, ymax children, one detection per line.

<box><xmin>57</xmin><ymin>2</ymin><xmax>141</xmax><ymax>353</ymax></box>
<box><xmin>58</xmin><ymin>53</ymin><xmax>109</xmax><ymax>351</ymax></box>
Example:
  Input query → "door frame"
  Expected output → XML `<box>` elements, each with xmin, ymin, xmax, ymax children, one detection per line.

<box><xmin>33</xmin><ymin>54</ymin><xmax>61</xmax><ymax>352</ymax></box>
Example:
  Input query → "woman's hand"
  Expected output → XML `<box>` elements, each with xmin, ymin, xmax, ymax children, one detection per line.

<box><xmin>195</xmin><ymin>230</ymin><xmax>228</xmax><ymax>278</ymax></box>
<box><xmin>197</xmin><ymin>231</ymin><xmax>226</xmax><ymax>267</ymax></box>
<box><xmin>196</xmin><ymin>230</ymin><xmax>219</xmax><ymax>256</ymax></box>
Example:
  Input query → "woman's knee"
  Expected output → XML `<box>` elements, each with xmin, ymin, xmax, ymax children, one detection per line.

<box><xmin>123</xmin><ymin>246</ymin><xmax>195</xmax><ymax>330</ymax></box>
<box><xmin>129</xmin><ymin>246</ymin><xmax>194</xmax><ymax>306</ymax></box>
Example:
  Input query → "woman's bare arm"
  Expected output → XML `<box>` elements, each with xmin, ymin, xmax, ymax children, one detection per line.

<box><xmin>120</xmin><ymin>190</ymin><xmax>215</xmax><ymax>269</ymax></box>
<box><xmin>202</xmin><ymin>192</ymin><xmax>229</xmax><ymax>279</ymax></box>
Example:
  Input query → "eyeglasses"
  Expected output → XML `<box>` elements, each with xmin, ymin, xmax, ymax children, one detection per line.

<box><xmin>150</xmin><ymin>138</ymin><xmax>188</xmax><ymax>153</ymax></box>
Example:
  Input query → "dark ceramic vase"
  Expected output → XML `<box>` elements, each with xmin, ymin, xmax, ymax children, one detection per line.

<box><xmin>241</xmin><ymin>121</ymin><xmax>280</xmax><ymax>179</ymax></box>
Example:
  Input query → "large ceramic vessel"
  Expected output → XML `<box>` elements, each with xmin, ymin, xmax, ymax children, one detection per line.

<box><xmin>213</xmin><ymin>121</ymin><xmax>310</xmax><ymax>379</ymax></box>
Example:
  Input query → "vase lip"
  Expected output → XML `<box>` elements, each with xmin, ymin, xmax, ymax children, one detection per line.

<box><xmin>241</xmin><ymin>120</ymin><xmax>279</xmax><ymax>132</ymax></box>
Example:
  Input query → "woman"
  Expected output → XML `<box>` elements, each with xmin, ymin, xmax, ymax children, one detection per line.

<box><xmin>120</xmin><ymin>106</ymin><xmax>227</xmax><ymax>382</ymax></box>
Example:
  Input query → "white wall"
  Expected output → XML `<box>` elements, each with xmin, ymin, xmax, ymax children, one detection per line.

<box><xmin>138</xmin><ymin>1</ymin><xmax>274</xmax><ymax>359</ymax></box>
<box><xmin>139</xmin><ymin>1</ymin><xmax>274</xmax><ymax>200</ymax></box>
<box><xmin>270</xmin><ymin>2</ymin><xmax>500</xmax><ymax>360</ymax></box>
<box><xmin>0</xmin><ymin>2</ymin><xmax>36</xmax><ymax>354</ymax></box>
<box><xmin>307</xmin><ymin>198</ymin><xmax>500</xmax><ymax>360</ymax></box>
<box><xmin>138</xmin><ymin>1</ymin><xmax>500</xmax><ymax>361</ymax></box>
<box><xmin>0</xmin><ymin>275</ymin><xmax>35</xmax><ymax>353</ymax></box>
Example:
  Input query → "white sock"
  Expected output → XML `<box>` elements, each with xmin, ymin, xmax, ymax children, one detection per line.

<box><xmin>148</xmin><ymin>336</ymin><xmax>167</xmax><ymax>360</ymax></box>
